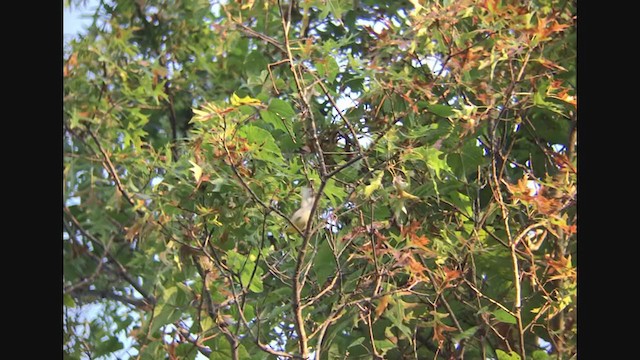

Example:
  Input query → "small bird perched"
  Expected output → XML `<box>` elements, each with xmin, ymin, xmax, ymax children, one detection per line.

<box><xmin>289</xmin><ymin>186</ymin><xmax>315</xmax><ymax>234</ymax></box>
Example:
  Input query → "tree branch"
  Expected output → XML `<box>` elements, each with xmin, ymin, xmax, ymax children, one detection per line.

<box><xmin>69</xmin><ymin>288</ymin><xmax>150</xmax><ymax>309</ymax></box>
<box><xmin>86</xmin><ymin>128</ymin><xmax>145</xmax><ymax>216</ymax></box>
<box><xmin>63</xmin><ymin>207</ymin><xmax>156</xmax><ymax>306</ymax></box>
<box><xmin>308</xmin><ymin>72</ymin><xmax>371</xmax><ymax>171</ymax></box>
<box><xmin>175</xmin><ymin>323</ymin><xmax>213</xmax><ymax>358</ymax></box>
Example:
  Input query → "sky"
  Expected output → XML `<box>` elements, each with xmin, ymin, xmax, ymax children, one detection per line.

<box><xmin>63</xmin><ymin>1</ymin><xmax>97</xmax><ymax>40</ymax></box>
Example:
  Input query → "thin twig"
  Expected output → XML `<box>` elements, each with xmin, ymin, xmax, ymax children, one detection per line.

<box><xmin>63</xmin><ymin>207</ymin><xmax>156</xmax><ymax>305</ymax></box>
<box><xmin>309</xmin><ymin>72</ymin><xmax>371</xmax><ymax>171</ymax></box>
<box><xmin>463</xmin><ymin>280</ymin><xmax>517</xmax><ymax>318</ymax></box>
<box><xmin>163</xmin><ymin>81</ymin><xmax>180</xmax><ymax>160</ymax></box>
<box><xmin>200</xmin><ymin>231</ymin><xmax>300</xmax><ymax>359</ymax></box>
<box><xmin>176</xmin><ymin>323</ymin><xmax>213</xmax><ymax>358</ymax></box>
<box><xmin>278</xmin><ymin>0</ymin><xmax>327</xmax><ymax>179</ymax></box>
<box><xmin>86</xmin><ymin>128</ymin><xmax>144</xmax><ymax>216</ymax></box>
<box><xmin>69</xmin><ymin>288</ymin><xmax>150</xmax><ymax>309</ymax></box>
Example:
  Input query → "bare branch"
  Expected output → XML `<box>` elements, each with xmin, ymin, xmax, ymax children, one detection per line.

<box><xmin>69</xmin><ymin>288</ymin><xmax>150</xmax><ymax>309</ymax></box>
<box><xmin>85</xmin><ymin>128</ymin><xmax>145</xmax><ymax>216</ymax></box>
<box><xmin>463</xmin><ymin>280</ymin><xmax>517</xmax><ymax>318</ymax></box>
<box><xmin>63</xmin><ymin>207</ymin><xmax>156</xmax><ymax>305</ymax></box>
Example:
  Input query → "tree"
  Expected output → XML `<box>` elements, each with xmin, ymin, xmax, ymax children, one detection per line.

<box><xmin>63</xmin><ymin>0</ymin><xmax>576</xmax><ymax>359</ymax></box>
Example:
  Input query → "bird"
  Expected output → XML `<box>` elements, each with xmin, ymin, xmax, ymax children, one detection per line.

<box><xmin>288</xmin><ymin>186</ymin><xmax>315</xmax><ymax>235</ymax></box>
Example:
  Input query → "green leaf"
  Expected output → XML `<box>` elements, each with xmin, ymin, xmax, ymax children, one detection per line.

<box><xmin>428</xmin><ymin>104</ymin><xmax>456</xmax><ymax>118</ymax></box>
<box><xmin>373</xmin><ymin>339</ymin><xmax>395</xmax><ymax>354</ymax></box>
<box><xmin>242</xmin><ymin>265</ymin><xmax>264</xmax><ymax>293</ymax></box>
<box><xmin>313</xmin><ymin>240</ymin><xmax>336</xmax><ymax>286</ymax></box>
<box><xmin>317</xmin><ymin>56</ymin><xmax>340</xmax><ymax>82</ymax></box>
<box><xmin>238</xmin><ymin>125</ymin><xmax>285</xmax><ymax>165</ymax></box>
<box><xmin>63</xmin><ymin>293</ymin><xmax>76</xmax><ymax>308</ymax></box>
<box><xmin>137</xmin><ymin>341</ymin><xmax>162</xmax><ymax>360</ymax></box>
<box><xmin>228</xmin><ymin>250</ymin><xmax>264</xmax><ymax>293</ymax></box>
<box><xmin>324</xmin><ymin>177</ymin><xmax>347</xmax><ymax>207</ymax></box>
<box><xmin>319</xmin><ymin>0</ymin><xmax>351</xmax><ymax>19</ymax></box>
<box><xmin>161</xmin><ymin>285</ymin><xmax>179</xmax><ymax>303</ymax></box>
<box><xmin>209</xmin><ymin>337</ymin><xmax>233</xmax><ymax>360</ymax></box>
<box><xmin>327</xmin><ymin>343</ymin><xmax>342</xmax><ymax>359</ymax></box>
<box><xmin>237</xmin><ymin>344</ymin><xmax>251</xmax><ymax>359</ymax></box>
<box><xmin>347</xmin><ymin>337</ymin><xmax>366</xmax><ymax>349</ymax></box>
<box><xmin>447</xmin><ymin>192</ymin><xmax>473</xmax><ymax>218</ymax></box>
<box><xmin>387</xmin><ymin>297</ymin><xmax>413</xmax><ymax>339</ymax></box>
<box><xmin>268</xmin><ymin>98</ymin><xmax>296</xmax><ymax>120</ymax></box>
<box><xmin>403</xmin><ymin>119</ymin><xmax>453</xmax><ymax>143</ymax></box>
<box><xmin>492</xmin><ymin>308</ymin><xmax>517</xmax><ymax>325</ymax></box>
<box><xmin>149</xmin><ymin>287</ymin><xmax>184</xmax><ymax>334</ymax></box>
<box><xmin>528</xmin><ymin>112</ymin><xmax>571</xmax><ymax>146</ymax></box>
<box><xmin>407</xmin><ymin>147</ymin><xmax>451</xmax><ymax>179</ymax></box>
<box><xmin>244</xmin><ymin>51</ymin><xmax>268</xmax><ymax>75</ymax></box>
<box><xmin>175</xmin><ymin>343</ymin><xmax>198</xmax><ymax>360</ymax></box>
<box><xmin>452</xmin><ymin>326</ymin><xmax>480</xmax><ymax>342</ymax></box>
<box><xmin>259</xmin><ymin>109</ymin><xmax>287</xmax><ymax>131</ymax></box>
<box><xmin>200</xmin><ymin>317</ymin><xmax>215</xmax><ymax>333</ymax></box>
<box><xmin>94</xmin><ymin>337</ymin><xmax>123</xmax><ymax>357</ymax></box>
<box><xmin>496</xmin><ymin>349</ymin><xmax>522</xmax><ymax>360</ymax></box>
<box><xmin>449</xmin><ymin>140</ymin><xmax>485</xmax><ymax>178</ymax></box>
<box><xmin>150</xmin><ymin>304</ymin><xmax>182</xmax><ymax>334</ymax></box>
<box><xmin>532</xmin><ymin>350</ymin><xmax>550</xmax><ymax>360</ymax></box>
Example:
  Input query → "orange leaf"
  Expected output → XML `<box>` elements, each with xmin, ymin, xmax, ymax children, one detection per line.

<box><xmin>533</xmin><ymin>194</ymin><xmax>562</xmax><ymax>215</ymax></box>
<box><xmin>64</xmin><ymin>52</ymin><xmax>78</xmax><ymax>78</ymax></box>
<box><xmin>341</xmin><ymin>226</ymin><xmax>367</xmax><ymax>243</ymax></box>
<box><xmin>393</xmin><ymin>250</ymin><xmax>426</xmax><ymax>274</ymax></box>
<box><xmin>68</xmin><ymin>52</ymin><xmax>78</xmax><ymax>67</ymax></box>
<box><xmin>409</xmin><ymin>234</ymin><xmax>437</xmax><ymax>257</ymax></box>
<box><xmin>538</xmin><ymin>58</ymin><xmax>567</xmax><ymax>72</ymax></box>
<box><xmin>506</xmin><ymin>176</ymin><xmax>536</xmax><ymax>201</ymax></box>
<box><xmin>401</xmin><ymin>220</ymin><xmax>421</xmax><ymax>238</ymax></box>
<box><xmin>549</xmin><ymin>20</ymin><xmax>570</xmax><ymax>34</ymax></box>
<box><xmin>407</xmin><ymin>256</ymin><xmax>428</xmax><ymax>278</ymax></box>
<box><xmin>546</xmin><ymin>254</ymin><xmax>570</xmax><ymax>273</ymax></box>
<box><xmin>484</xmin><ymin>0</ymin><xmax>498</xmax><ymax>13</ymax></box>
<box><xmin>125</xmin><ymin>221</ymin><xmax>143</xmax><ymax>242</ymax></box>
<box><xmin>552</xmin><ymin>152</ymin><xmax>576</xmax><ymax>173</ymax></box>
<box><xmin>545</xmin><ymin>253</ymin><xmax>575</xmax><ymax>281</ymax></box>
<box><xmin>443</xmin><ymin>267</ymin><xmax>461</xmax><ymax>282</ymax></box>
<box><xmin>556</xmin><ymin>90</ymin><xmax>577</xmax><ymax>107</ymax></box>
<box><xmin>375</xmin><ymin>295</ymin><xmax>391</xmax><ymax>317</ymax></box>
<box><xmin>433</xmin><ymin>321</ymin><xmax>457</xmax><ymax>343</ymax></box>
<box><xmin>412</xmin><ymin>235</ymin><xmax>430</xmax><ymax>248</ymax></box>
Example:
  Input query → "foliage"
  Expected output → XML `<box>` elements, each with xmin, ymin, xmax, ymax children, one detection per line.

<box><xmin>63</xmin><ymin>0</ymin><xmax>576</xmax><ymax>359</ymax></box>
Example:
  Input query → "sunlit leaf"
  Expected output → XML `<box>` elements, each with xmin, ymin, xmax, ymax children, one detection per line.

<box><xmin>363</xmin><ymin>171</ymin><xmax>384</xmax><ymax>198</ymax></box>
<box><xmin>496</xmin><ymin>349</ymin><xmax>522</xmax><ymax>360</ymax></box>
<box><xmin>492</xmin><ymin>308</ymin><xmax>517</xmax><ymax>325</ymax></box>
<box><xmin>231</xmin><ymin>92</ymin><xmax>262</xmax><ymax>107</ymax></box>
<box><xmin>428</xmin><ymin>104</ymin><xmax>456</xmax><ymax>118</ymax></box>
<box><xmin>189</xmin><ymin>160</ymin><xmax>203</xmax><ymax>182</ymax></box>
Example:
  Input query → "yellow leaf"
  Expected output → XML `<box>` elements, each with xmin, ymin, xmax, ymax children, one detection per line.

<box><xmin>399</xmin><ymin>190</ymin><xmax>420</xmax><ymax>201</ymax></box>
<box><xmin>240</xmin><ymin>0</ymin><xmax>255</xmax><ymax>9</ymax></box>
<box><xmin>364</xmin><ymin>171</ymin><xmax>384</xmax><ymax>198</ymax></box>
<box><xmin>408</xmin><ymin>0</ymin><xmax>424</xmax><ymax>15</ymax></box>
<box><xmin>230</xmin><ymin>92</ymin><xmax>262</xmax><ymax>107</ymax></box>
<box><xmin>192</xmin><ymin>108</ymin><xmax>210</xmax><ymax>117</ymax></box>
<box><xmin>189</xmin><ymin>160</ymin><xmax>202</xmax><ymax>182</ymax></box>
